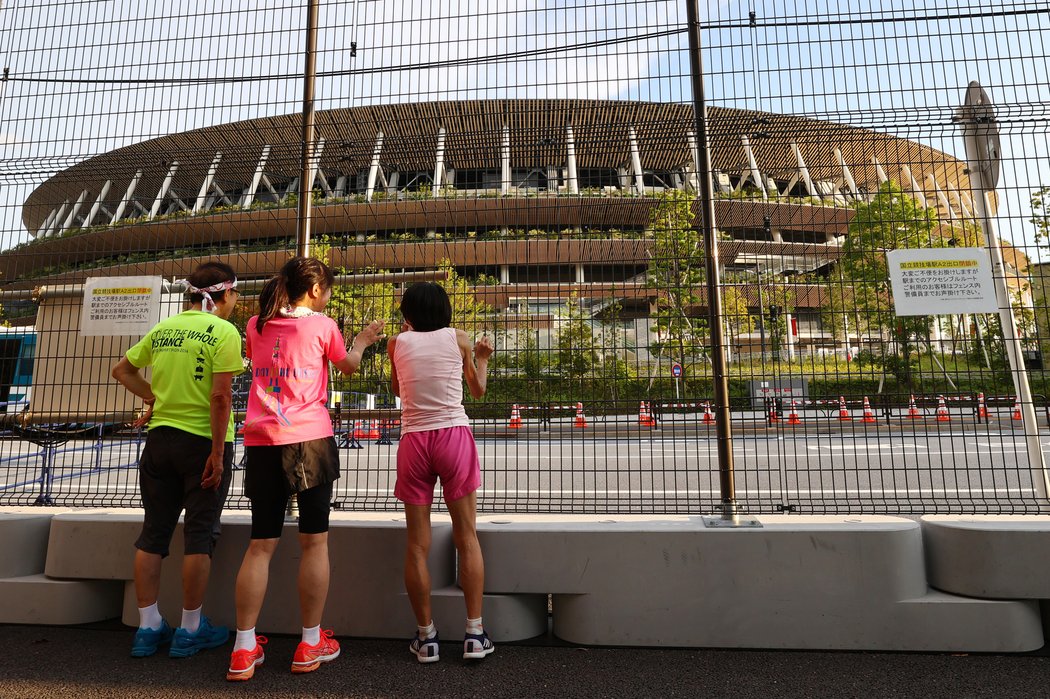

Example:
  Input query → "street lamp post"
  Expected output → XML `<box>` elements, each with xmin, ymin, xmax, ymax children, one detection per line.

<box><xmin>956</xmin><ymin>81</ymin><xmax>1049</xmax><ymax>498</ymax></box>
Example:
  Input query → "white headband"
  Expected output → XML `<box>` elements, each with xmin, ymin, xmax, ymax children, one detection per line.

<box><xmin>177</xmin><ymin>278</ymin><xmax>238</xmax><ymax>312</ymax></box>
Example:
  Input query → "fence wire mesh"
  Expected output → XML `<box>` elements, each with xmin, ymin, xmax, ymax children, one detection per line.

<box><xmin>1</xmin><ymin>1</ymin><xmax>1049</xmax><ymax>514</ymax></box>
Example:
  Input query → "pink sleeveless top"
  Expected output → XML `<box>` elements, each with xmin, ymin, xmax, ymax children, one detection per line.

<box><xmin>392</xmin><ymin>327</ymin><xmax>470</xmax><ymax>433</ymax></box>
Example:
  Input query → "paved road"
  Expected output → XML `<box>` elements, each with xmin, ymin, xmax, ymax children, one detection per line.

<box><xmin>0</xmin><ymin>621</ymin><xmax>1048</xmax><ymax>699</ymax></box>
<box><xmin>2</xmin><ymin>414</ymin><xmax>1048</xmax><ymax>512</ymax></box>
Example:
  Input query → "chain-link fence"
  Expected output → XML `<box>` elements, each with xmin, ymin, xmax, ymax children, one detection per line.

<box><xmin>1</xmin><ymin>1</ymin><xmax>1049</xmax><ymax>513</ymax></box>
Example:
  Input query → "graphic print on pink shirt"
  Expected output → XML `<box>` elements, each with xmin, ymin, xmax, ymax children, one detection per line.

<box><xmin>258</xmin><ymin>336</ymin><xmax>291</xmax><ymax>427</ymax></box>
<box><xmin>242</xmin><ymin>314</ymin><xmax>348</xmax><ymax>446</ymax></box>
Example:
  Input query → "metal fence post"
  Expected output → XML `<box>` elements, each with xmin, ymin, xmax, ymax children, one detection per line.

<box><xmin>686</xmin><ymin>0</ymin><xmax>758</xmax><ymax>527</ymax></box>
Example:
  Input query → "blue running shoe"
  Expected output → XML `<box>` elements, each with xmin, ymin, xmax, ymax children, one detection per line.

<box><xmin>463</xmin><ymin>631</ymin><xmax>494</xmax><ymax>660</ymax></box>
<box><xmin>169</xmin><ymin>617</ymin><xmax>229</xmax><ymax>658</ymax></box>
<box><xmin>409</xmin><ymin>631</ymin><xmax>440</xmax><ymax>663</ymax></box>
<box><xmin>131</xmin><ymin>620</ymin><xmax>174</xmax><ymax>657</ymax></box>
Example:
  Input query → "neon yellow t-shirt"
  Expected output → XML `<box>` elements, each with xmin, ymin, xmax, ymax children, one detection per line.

<box><xmin>126</xmin><ymin>310</ymin><xmax>243</xmax><ymax>442</ymax></box>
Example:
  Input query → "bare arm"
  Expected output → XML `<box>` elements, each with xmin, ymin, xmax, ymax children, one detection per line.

<box><xmin>333</xmin><ymin>320</ymin><xmax>386</xmax><ymax>376</ymax></box>
<box><xmin>112</xmin><ymin>357</ymin><xmax>157</xmax><ymax>428</ymax></box>
<box><xmin>458</xmin><ymin>329</ymin><xmax>493</xmax><ymax>399</ymax></box>
<box><xmin>202</xmin><ymin>371</ymin><xmax>235</xmax><ymax>490</ymax></box>
<box><xmin>111</xmin><ymin>357</ymin><xmax>155</xmax><ymax>403</ymax></box>
<box><xmin>387</xmin><ymin>335</ymin><xmax>401</xmax><ymax>397</ymax></box>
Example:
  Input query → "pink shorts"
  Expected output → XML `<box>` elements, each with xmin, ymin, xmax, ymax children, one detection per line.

<box><xmin>395</xmin><ymin>426</ymin><xmax>481</xmax><ymax>506</ymax></box>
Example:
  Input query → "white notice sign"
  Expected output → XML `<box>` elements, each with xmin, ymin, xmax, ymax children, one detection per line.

<box><xmin>887</xmin><ymin>248</ymin><xmax>998</xmax><ymax>316</ymax></box>
<box><xmin>80</xmin><ymin>276</ymin><xmax>164</xmax><ymax>336</ymax></box>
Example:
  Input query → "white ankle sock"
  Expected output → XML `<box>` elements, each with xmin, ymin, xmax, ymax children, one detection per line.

<box><xmin>417</xmin><ymin>621</ymin><xmax>437</xmax><ymax>640</ymax></box>
<box><xmin>466</xmin><ymin>617</ymin><xmax>483</xmax><ymax>635</ymax></box>
<box><xmin>302</xmin><ymin>625</ymin><xmax>321</xmax><ymax>646</ymax></box>
<box><xmin>181</xmin><ymin>606</ymin><xmax>202</xmax><ymax>634</ymax></box>
<box><xmin>137</xmin><ymin>603</ymin><xmax>163</xmax><ymax>630</ymax></box>
<box><xmin>234</xmin><ymin>627</ymin><xmax>256</xmax><ymax>652</ymax></box>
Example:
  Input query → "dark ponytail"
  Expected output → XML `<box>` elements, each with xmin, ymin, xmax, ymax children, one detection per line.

<box><xmin>255</xmin><ymin>256</ymin><xmax>335</xmax><ymax>334</ymax></box>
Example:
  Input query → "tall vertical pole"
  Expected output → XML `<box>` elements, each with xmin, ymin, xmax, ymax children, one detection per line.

<box><xmin>958</xmin><ymin>82</ymin><xmax>1048</xmax><ymax>499</ymax></box>
<box><xmin>297</xmin><ymin>0</ymin><xmax>320</xmax><ymax>258</ymax></box>
<box><xmin>686</xmin><ymin>0</ymin><xmax>750</xmax><ymax>524</ymax></box>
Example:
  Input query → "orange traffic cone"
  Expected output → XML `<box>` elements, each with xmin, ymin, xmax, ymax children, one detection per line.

<box><xmin>353</xmin><ymin>420</ymin><xmax>368</xmax><ymax>439</ymax></box>
<box><xmin>787</xmin><ymin>399</ymin><xmax>802</xmax><ymax>425</ymax></box>
<box><xmin>574</xmin><ymin>402</ymin><xmax>588</xmax><ymax>428</ymax></box>
<box><xmin>1013</xmin><ymin>397</ymin><xmax>1023</xmax><ymax>420</ymax></box>
<box><xmin>906</xmin><ymin>394</ymin><xmax>921</xmax><ymax>419</ymax></box>
<box><xmin>702</xmin><ymin>402</ymin><xmax>715</xmax><ymax>424</ymax></box>
<box><xmin>366</xmin><ymin>420</ymin><xmax>381</xmax><ymax>438</ymax></box>
<box><xmin>977</xmin><ymin>392</ymin><xmax>988</xmax><ymax>420</ymax></box>
<box><xmin>936</xmin><ymin>395</ymin><xmax>950</xmax><ymax>422</ymax></box>
<box><xmin>837</xmin><ymin>396</ymin><xmax>851</xmax><ymax>421</ymax></box>
<box><xmin>508</xmin><ymin>404</ymin><xmax>523</xmax><ymax>429</ymax></box>
<box><xmin>862</xmin><ymin>396</ymin><xmax>877</xmax><ymax>424</ymax></box>
<box><xmin>638</xmin><ymin>401</ymin><xmax>655</xmax><ymax>427</ymax></box>
<box><xmin>768</xmin><ymin>400</ymin><xmax>780</xmax><ymax>424</ymax></box>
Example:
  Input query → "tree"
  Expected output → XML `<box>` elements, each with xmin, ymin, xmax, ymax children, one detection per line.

<box><xmin>721</xmin><ymin>286</ymin><xmax>754</xmax><ymax>353</ymax></box>
<box><xmin>835</xmin><ymin>181</ymin><xmax>941</xmax><ymax>386</ymax></box>
<box><xmin>763</xmin><ymin>281</ymin><xmax>797</xmax><ymax>360</ymax></box>
<box><xmin>555</xmin><ymin>295</ymin><xmax>601</xmax><ymax>381</ymax></box>
<box><xmin>969</xmin><ymin>286</ymin><xmax>1038</xmax><ymax>377</ymax></box>
<box><xmin>327</xmin><ymin>272</ymin><xmax>399</xmax><ymax>395</ymax></box>
<box><xmin>1030</xmin><ymin>186</ymin><xmax>1050</xmax><ymax>247</ymax></box>
<box><xmin>1029</xmin><ymin>187</ymin><xmax>1050</xmax><ymax>360</ymax></box>
<box><xmin>435</xmin><ymin>259</ymin><xmax>495</xmax><ymax>338</ymax></box>
<box><xmin>646</xmin><ymin>190</ymin><xmax>708</xmax><ymax>368</ymax></box>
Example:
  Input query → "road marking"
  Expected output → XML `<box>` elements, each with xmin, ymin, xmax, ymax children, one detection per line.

<box><xmin>807</xmin><ymin>444</ymin><xmax>928</xmax><ymax>451</ymax></box>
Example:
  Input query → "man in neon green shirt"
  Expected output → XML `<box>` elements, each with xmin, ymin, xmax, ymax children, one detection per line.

<box><xmin>112</xmin><ymin>261</ymin><xmax>243</xmax><ymax>659</ymax></box>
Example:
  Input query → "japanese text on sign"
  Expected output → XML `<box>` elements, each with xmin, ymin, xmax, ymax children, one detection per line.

<box><xmin>887</xmin><ymin>249</ymin><xmax>997</xmax><ymax>316</ymax></box>
<box><xmin>80</xmin><ymin>276</ymin><xmax>163</xmax><ymax>336</ymax></box>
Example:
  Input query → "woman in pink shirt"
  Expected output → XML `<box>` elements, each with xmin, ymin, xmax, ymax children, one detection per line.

<box><xmin>227</xmin><ymin>257</ymin><xmax>384</xmax><ymax>681</ymax></box>
<box><xmin>388</xmin><ymin>282</ymin><xmax>494</xmax><ymax>663</ymax></box>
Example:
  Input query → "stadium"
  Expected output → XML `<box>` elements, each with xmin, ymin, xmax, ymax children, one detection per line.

<box><xmin>1</xmin><ymin>98</ymin><xmax>1024</xmax><ymax>361</ymax></box>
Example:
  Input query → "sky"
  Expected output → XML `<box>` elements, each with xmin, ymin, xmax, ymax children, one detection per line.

<box><xmin>0</xmin><ymin>0</ymin><xmax>1047</xmax><ymax>255</ymax></box>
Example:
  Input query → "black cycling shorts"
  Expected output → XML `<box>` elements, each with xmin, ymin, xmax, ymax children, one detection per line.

<box><xmin>244</xmin><ymin>439</ymin><xmax>337</xmax><ymax>538</ymax></box>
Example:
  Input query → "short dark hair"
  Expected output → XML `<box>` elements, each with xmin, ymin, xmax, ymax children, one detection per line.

<box><xmin>400</xmin><ymin>282</ymin><xmax>452</xmax><ymax>332</ymax></box>
<box><xmin>186</xmin><ymin>261</ymin><xmax>237</xmax><ymax>306</ymax></box>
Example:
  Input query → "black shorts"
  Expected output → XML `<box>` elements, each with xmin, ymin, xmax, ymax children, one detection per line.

<box><xmin>244</xmin><ymin>438</ymin><xmax>338</xmax><ymax>538</ymax></box>
<box><xmin>135</xmin><ymin>427</ymin><xmax>233</xmax><ymax>557</ymax></box>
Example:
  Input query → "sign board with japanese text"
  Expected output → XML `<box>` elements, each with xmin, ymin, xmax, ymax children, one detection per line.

<box><xmin>33</xmin><ymin>284</ymin><xmax>184</xmax><ymax>420</ymax></box>
<box><xmin>887</xmin><ymin>248</ymin><xmax>998</xmax><ymax>316</ymax></box>
<box><xmin>80</xmin><ymin>276</ymin><xmax>164</xmax><ymax>337</ymax></box>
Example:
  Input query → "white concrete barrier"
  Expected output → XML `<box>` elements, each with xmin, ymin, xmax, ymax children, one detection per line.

<box><xmin>0</xmin><ymin>508</ymin><xmax>123</xmax><ymax>624</ymax></box>
<box><xmin>44</xmin><ymin>510</ymin><xmax>547</xmax><ymax>641</ymax></box>
<box><xmin>2</xmin><ymin>507</ymin><xmax>1048</xmax><ymax>651</ymax></box>
<box><xmin>922</xmin><ymin>515</ymin><xmax>1050</xmax><ymax>598</ymax></box>
<box><xmin>477</xmin><ymin>514</ymin><xmax>1042</xmax><ymax>651</ymax></box>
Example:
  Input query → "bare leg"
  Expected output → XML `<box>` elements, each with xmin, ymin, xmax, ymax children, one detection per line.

<box><xmin>403</xmin><ymin>504</ymin><xmax>433</xmax><ymax>627</ymax></box>
<box><xmin>446</xmin><ymin>491</ymin><xmax>483</xmax><ymax>620</ymax></box>
<box><xmin>181</xmin><ymin>553</ymin><xmax>212</xmax><ymax>612</ymax></box>
<box><xmin>298</xmin><ymin>532</ymin><xmax>330</xmax><ymax>629</ymax></box>
<box><xmin>234</xmin><ymin>538</ymin><xmax>279</xmax><ymax>630</ymax></box>
<box><xmin>134</xmin><ymin>549</ymin><xmax>163</xmax><ymax>608</ymax></box>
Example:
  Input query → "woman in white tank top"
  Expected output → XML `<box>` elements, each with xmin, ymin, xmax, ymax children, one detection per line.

<box><xmin>387</xmin><ymin>282</ymin><xmax>496</xmax><ymax>662</ymax></box>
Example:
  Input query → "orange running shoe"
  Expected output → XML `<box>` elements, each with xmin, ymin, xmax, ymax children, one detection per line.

<box><xmin>226</xmin><ymin>636</ymin><xmax>267</xmax><ymax>681</ymax></box>
<box><xmin>291</xmin><ymin>629</ymin><xmax>340</xmax><ymax>674</ymax></box>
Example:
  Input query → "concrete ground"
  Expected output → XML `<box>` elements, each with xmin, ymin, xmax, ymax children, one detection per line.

<box><xmin>0</xmin><ymin>620</ymin><xmax>1047</xmax><ymax>699</ymax></box>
